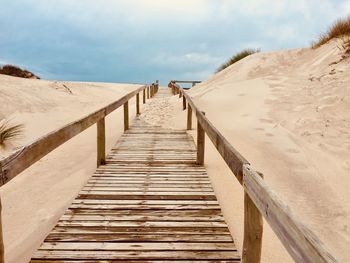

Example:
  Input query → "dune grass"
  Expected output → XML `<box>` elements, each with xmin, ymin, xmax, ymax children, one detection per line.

<box><xmin>216</xmin><ymin>48</ymin><xmax>260</xmax><ymax>73</ymax></box>
<box><xmin>0</xmin><ymin>119</ymin><xmax>24</xmax><ymax>145</ymax></box>
<box><xmin>0</xmin><ymin>64</ymin><xmax>40</xmax><ymax>79</ymax></box>
<box><xmin>312</xmin><ymin>16</ymin><xmax>350</xmax><ymax>48</ymax></box>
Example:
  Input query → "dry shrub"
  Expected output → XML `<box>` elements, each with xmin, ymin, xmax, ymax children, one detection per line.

<box><xmin>216</xmin><ymin>48</ymin><xmax>260</xmax><ymax>73</ymax></box>
<box><xmin>0</xmin><ymin>119</ymin><xmax>24</xmax><ymax>145</ymax></box>
<box><xmin>312</xmin><ymin>16</ymin><xmax>350</xmax><ymax>48</ymax></box>
<box><xmin>0</xmin><ymin>64</ymin><xmax>40</xmax><ymax>79</ymax></box>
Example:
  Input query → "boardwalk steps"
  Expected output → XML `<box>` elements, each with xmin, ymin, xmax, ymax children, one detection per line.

<box><xmin>30</xmin><ymin>108</ymin><xmax>240</xmax><ymax>262</ymax></box>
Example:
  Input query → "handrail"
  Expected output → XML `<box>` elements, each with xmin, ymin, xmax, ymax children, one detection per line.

<box><xmin>169</xmin><ymin>82</ymin><xmax>338</xmax><ymax>263</ymax></box>
<box><xmin>169</xmin><ymin>80</ymin><xmax>201</xmax><ymax>88</ymax></box>
<box><xmin>0</xmin><ymin>82</ymin><xmax>159</xmax><ymax>263</ymax></box>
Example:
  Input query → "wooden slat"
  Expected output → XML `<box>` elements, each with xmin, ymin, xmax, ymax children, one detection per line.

<box><xmin>32</xmin><ymin>250</ymin><xmax>240</xmax><ymax>260</ymax></box>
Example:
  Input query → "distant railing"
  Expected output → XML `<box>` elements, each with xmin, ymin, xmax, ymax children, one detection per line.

<box><xmin>168</xmin><ymin>82</ymin><xmax>338</xmax><ymax>263</ymax></box>
<box><xmin>169</xmin><ymin>80</ymin><xmax>201</xmax><ymax>90</ymax></box>
<box><xmin>0</xmin><ymin>82</ymin><xmax>159</xmax><ymax>263</ymax></box>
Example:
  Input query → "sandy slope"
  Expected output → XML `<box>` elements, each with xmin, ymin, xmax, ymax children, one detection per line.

<box><xmin>141</xmin><ymin>41</ymin><xmax>350</xmax><ymax>262</ymax></box>
<box><xmin>0</xmin><ymin>75</ymin><xmax>142</xmax><ymax>263</ymax></box>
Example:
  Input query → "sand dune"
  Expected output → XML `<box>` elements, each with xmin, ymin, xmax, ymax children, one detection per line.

<box><xmin>141</xmin><ymin>41</ymin><xmax>350</xmax><ymax>261</ymax></box>
<box><xmin>1</xmin><ymin>40</ymin><xmax>349</xmax><ymax>262</ymax></box>
<box><xmin>0</xmin><ymin>75</ymin><xmax>141</xmax><ymax>263</ymax></box>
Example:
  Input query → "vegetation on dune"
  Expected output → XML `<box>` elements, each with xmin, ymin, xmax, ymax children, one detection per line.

<box><xmin>0</xmin><ymin>119</ymin><xmax>24</xmax><ymax>145</ymax></box>
<box><xmin>0</xmin><ymin>64</ymin><xmax>40</xmax><ymax>79</ymax></box>
<box><xmin>216</xmin><ymin>48</ymin><xmax>260</xmax><ymax>73</ymax></box>
<box><xmin>312</xmin><ymin>16</ymin><xmax>350</xmax><ymax>49</ymax></box>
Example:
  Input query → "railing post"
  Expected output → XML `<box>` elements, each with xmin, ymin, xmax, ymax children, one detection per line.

<box><xmin>242</xmin><ymin>173</ymin><xmax>263</xmax><ymax>263</ymax></box>
<box><xmin>136</xmin><ymin>93</ymin><xmax>140</xmax><ymax>115</ymax></box>
<box><xmin>123</xmin><ymin>101</ymin><xmax>129</xmax><ymax>131</ymax></box>
<box><xmin>196</xmin><ymin>112</ymin><xmax>205</xmax><ymax>165</ymax></box>
<box><xmin>143</xmin><ymin>89</ymin><xmax>146</xmax><ymax>104</ymax></box>
<box><xmin>0</xmin><ymin>197</ymin><xmax>3</xmax><ymax>263</ymax></box>
<box><xmin>187</xmin><ymin>104</ymin><xmax>192</xmax><ymax>130</ymax></box>
<box><xmin>97</xmin><ymin>117</ymin><xmax>106</xmax><ymax>166</ymax></box>
<box><xmin>183</xmin><ymin>96</ymin><xmax>186</xmax><ymax>110</ymax></box>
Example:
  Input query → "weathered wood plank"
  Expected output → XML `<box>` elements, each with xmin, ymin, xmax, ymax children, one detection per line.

<box><xmin>38</xmin><ymin>242</ymin><xmax>236</xmax><ymax>251</ymax></box>
<box><xmin>32</xmin><ymin>250</ymin><xmax>240</xmax><ymax>260</ymax></box>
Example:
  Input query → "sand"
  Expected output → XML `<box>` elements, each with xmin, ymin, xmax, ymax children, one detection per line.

<box><xmin>0</xmin><ymin>75</ymin><xmax>142</xmax><ymax>263</ymax></box>
<box><xmin>141</xmin><ymin>40</ymin><xmax>350</xmax><ymax>262</ymax></box>
<box><xmin>1</xmin><ymin>39</ymin><xmax>349</xmax><ymax>263</ymax></box>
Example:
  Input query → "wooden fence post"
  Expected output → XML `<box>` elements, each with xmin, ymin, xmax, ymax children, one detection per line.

<box><xmin>147</xmin><ymin>86</ymin><xmax>150</xmax><ymax>99</ymax></box>
<box><xmin>97</xmin><ymin>118</ymin><xmax>106</xmax><ymax>166</ymax></box>
<box><xmin>123</xmin><ymin>101</ymin><xmax>129</xmax><ymax>131</ymax></box>
<box><xmin>136</xmin><ymin>93</ymin><xmax>140</xmax><ymax>115</ymax></box>
<box><xmin>187</xmin><ymin>104</ymin><xmax>192</xmax><ymax>130</ymax></box>
<box><xmin>196</xmin><ymin>112</ymin><xmax>205</xmax><ymax>165</ymax></box>
<box><xmin>0</xmin><ymin>197</ymin><xmax>4</xmax><ymax>263</ymax></box>
<box><xmin>143</xmin><ymin>89</ymin><xmax>146</xmax><ymax>104</ymax></box>
<box><xmin>179</xmin><ymin>90</ymin><xmax>182</xmax><ymax>98</ymax></box>
<box><xmin>183</xmin><ymin>96</ymin><xmax>186</xmax><ymax>110</ymax></box>
<box><xmin>242</xmin><ymin>173</ymin><xmax>263</xmax><ymax>263</ymax></box>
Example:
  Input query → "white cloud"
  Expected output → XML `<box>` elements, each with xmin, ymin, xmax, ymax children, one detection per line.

<box><xmin>153</xmin><ymin>52</ymin><xmax>223</xmax><ymax>66</ymax></box>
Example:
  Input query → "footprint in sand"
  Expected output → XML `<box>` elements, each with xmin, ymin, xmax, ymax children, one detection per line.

<box><xmin>286</xmin><ymin>148</ymin><xmax>300</xmax><ymax>154</ymax></box>
<box><xmin>260</xmin><ymin>118</ymin><xmax>274</xmax><ymax>124</ymax></box>
<box><xmin>265</xmin><ymin>133</ymin><xmax>274</xmax><ymax>137</ymax></box>
<box><xmin>255</xmin><ymin>127</ymin><xmax>264</xmax><ymax>131</ymax></box>
<box><xmin>238</xmin><ymin>93</ymin><xmax>246</xmax><ymax>97</ymax></box>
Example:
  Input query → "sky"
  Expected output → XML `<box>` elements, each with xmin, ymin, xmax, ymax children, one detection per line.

<box><xmin>0</xmin><ymin>0</ymin><xmax>350</xmax><ymax>85</ymax></box>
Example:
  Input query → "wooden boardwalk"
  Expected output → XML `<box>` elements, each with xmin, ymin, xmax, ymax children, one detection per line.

<box><xmin>30</xmin><ymin>91</ymin><xmax>240</xmax><ymax>262</ymax></box>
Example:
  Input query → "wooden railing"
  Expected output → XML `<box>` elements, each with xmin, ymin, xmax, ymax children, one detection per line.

<box><xmin>0</xmin><ymin>82</ymin><xmax>159</xmax><ymax>263</ymax></box>
<box><xmin>169</xmin><ymin>82</ymin><xmax>338</xmax><ymax>263</ymax></box>
<box><xmin>169</xmin><ymin>80</ymin><xmax>201</xmax><ymax>89</ymax></box>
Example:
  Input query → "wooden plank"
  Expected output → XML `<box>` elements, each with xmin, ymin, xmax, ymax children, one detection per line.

<box><xmin>51</xmin><ymin>226</ymin><xmax>231</xmax><ymax>235</ymax></box>
<box><xmin>71</xmin><ymin>200</ymin><xmax>220</xmax><ymax>205</ymax></box>
<box><xmin>77</xmin><ymin>193</ymin><xmax>217</xmax><ymax>201</ymax></box>
<box><xmin>243</xmin><ymin>164</ymin><xmax>338</xmax><ymax>263</ymax></box>
<box><xmin>38</xmin><ymin>242</ymin><xmax>236</xmax><ymax>251</ymax></box>
<box><xmin>32</xmin><ymin>250</ymin><xmax>240</xmax><ymax>260</ymax></box>
<box><xmin>96</xmin><ymin>118</ymin><xmax>105</xmax><ymax>166</ymax></box>
<box><xmin>31</xmin><ymin>261</ymin><xmax>239</xmax><ymax>263</ymax></box>
<box><xmin>57</xmin><ymin>220</ymin><xmax>227</xmax><ymax>230</ymax></box>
